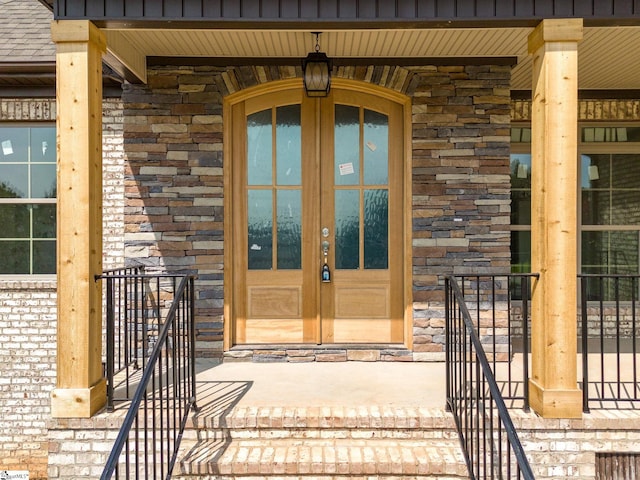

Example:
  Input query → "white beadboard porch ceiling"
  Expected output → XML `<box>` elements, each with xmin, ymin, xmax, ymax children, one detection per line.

<box><xmin>104</xmin><ymin>26</ymin><xmax>640</xmax><ymax>90</ymax></box>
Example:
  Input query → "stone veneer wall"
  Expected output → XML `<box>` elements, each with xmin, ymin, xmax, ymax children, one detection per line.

<box><xmin>122</xmin><ymin>64</ymin><xmax>512</xmax><ymax>361</ymax></box>
<box><xmin>0</xmin><ymin>97</ymin><xmax>125</xmax><ymax>479</ymax></box>
<box><xmin>410</xmin><ymin>65</ymin><xmax>511</xmax><ymax>360</ymax></box>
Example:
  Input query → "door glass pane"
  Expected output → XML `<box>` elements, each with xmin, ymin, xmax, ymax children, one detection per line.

<box><xmin>335</xmin><ymin>189</ymin><xmax>359</xmax><ymax>269</ymax></box>
<box><xmin>247</xmin><ymin>109</ymin><xmax>272</xmax><ymax>185</ymax></box>
<box><xmin>276</xmin><ymin>105</ymin><xmax>301</xmax><ymax>186</ymax></box>
<box><xmin>363</xmin><ymin>109</ymin><xmax>388</xmax><ymax>185</ymax></box>
<box><xmin>364</xmin><ymin>189</ymin><xmax>388</xmax><ymax>269</ymax></box>
<box><xmin>277</xmin><ymin>190</ymin><xmax>301</xmax><ymax>269</ymax></box>
<box><xmin>334</xmin><ymin>105</ymin><xmax>360</xmax><ymax>186</ymax></box>
<box><xmin>248</xmin><ymin>189</ymin><xmax>272</xmax><ymax>269</ymax></box>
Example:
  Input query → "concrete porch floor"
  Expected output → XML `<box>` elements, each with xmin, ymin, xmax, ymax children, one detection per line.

<box><xmin>190</xmin><ymin>353</ymin><xmax>640</xmax><ymax>413</ymax></box>
<box><xmin>193</xmin><ymin>359</ymin><xmax>448</xmax><ymax>409</ymax></box>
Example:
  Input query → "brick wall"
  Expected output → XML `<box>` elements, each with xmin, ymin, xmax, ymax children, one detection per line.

<box><xmin>102</xmin><ymin>99</ymin><xmax>127</xmax><ymax>269</ymax></box>
<box><xmin>0</xmin><ymin>97</ymin><xmax>125</xmax><ymax>479</ymax></box>
<box><xmin>0</xmin><ymin>279</ymin><xmax>56</xmax><ymax>479</ymax></box>
<box><xmin>47</xmin><ymin>416</ymin><xmax>123</xmax><ymax>479</ymax></box>
<box><xmin>512</xmin><ymin>98</ymin><xmax>640</xmax><ymax>122</ymax></box>
<box><xmin>44</xmin><ymin>402</ymin><xmax>640</xmax><ymax>479</ymax></box>
<box><xmin>512</xmin><ymin>411</ymin><xmax>640</xmax><ymax>479</ymax></box>
<box><xmin>121</xmin><ymin>64</ymin><xmax>512</xmax><ymax>361</ymax></box>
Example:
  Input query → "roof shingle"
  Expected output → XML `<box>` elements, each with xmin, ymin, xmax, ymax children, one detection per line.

<box><xmin>0</xmin><ymin>0</ymin><xmax>55</xmax><ymax>63</ymax></box>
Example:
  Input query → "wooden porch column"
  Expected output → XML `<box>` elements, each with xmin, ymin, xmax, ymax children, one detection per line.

<box><xmin>50</xmin><ymin>20</ymin><xmax>107</xmax><ymax>418</ymax></box>
<box><xmin>528</xmin><ymin>19</ymin><xmax>583</xmax><ymax>419</ymax></box>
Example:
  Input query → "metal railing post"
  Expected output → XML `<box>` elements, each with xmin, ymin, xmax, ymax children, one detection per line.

<box><xmin>189</xmin><ymin>276</ymin><xmax>198</xmax><ymax>409</ymax></box>
<box><xmin>580</xmin><ymin>275</ymin><xmax>590</xmax><ymax>413</ymax></box>
<box><xmin>105</xmin><ymin>275</ymin><xmax>115</xmax><ymax>411</ymax></box>
<box><xmin>521</xmin><ymin>275</ymin><xmax>530</xmax><ymax>412</ymax></box>
<box><xmin>445</xmin><ymin>276</ymin><xmax>451</xmax><ymax>411</ymax></box>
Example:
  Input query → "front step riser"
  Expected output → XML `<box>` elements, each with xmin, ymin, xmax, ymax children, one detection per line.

<box><xmin>178</xmin><ymin>477</ymin><xmax>466</xmax><ymax>480</ymax></box>
<box><xmin>177</xmin><ymin>407</ymin><xmax>468</xmax><ymax>479</ymax></box>
<box><xmin>182</xmin><ymin>429</ymin><xmax>460</xmax><ymax>441</ymax></box>
<box><xmin>181</xmin><ymin>444</ymin><xmax>469</xmax><ymax>477</ymax></box>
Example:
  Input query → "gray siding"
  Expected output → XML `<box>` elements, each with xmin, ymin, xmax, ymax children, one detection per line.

<box><xmin>49</xmin><ymin>0</ymin><xmax>640</xmax><ymax>24</ymax></box>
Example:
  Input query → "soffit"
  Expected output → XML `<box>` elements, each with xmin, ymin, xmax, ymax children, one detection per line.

<box><xmin>103</xmin><ymin>26</ymin><xmax>640</xmax><ymax>90</ymax></box>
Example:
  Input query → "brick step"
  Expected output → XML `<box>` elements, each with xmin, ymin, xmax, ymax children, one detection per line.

<box><xmin>176</xmin><ymin>438</ymin><xmax>468</xmax><ymax>479</ymax></box>
<box><xmin>175</xmin><ymin>406</ymin><xmax>467</xmax><ymax>478</ymax></box>
<box><xmin>186</xmin><ymin>406</ymin><xmax>458</xmax><ymax>435</ymax></box>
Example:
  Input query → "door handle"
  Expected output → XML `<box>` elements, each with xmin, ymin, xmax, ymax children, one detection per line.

<box><xmin>322</xmin><ymin>231</ymin><xmax>331</xmax><ymax>282</ymax></box>
<box><xmin>322</xmin><ymin>240</ymin><xmax>330</xmax><ymax>256</ymax></box>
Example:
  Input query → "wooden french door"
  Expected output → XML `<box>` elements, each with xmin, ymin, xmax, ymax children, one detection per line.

<box><xmin>228</xmin><ymin>81</ymin><xmax>405</xmax><ymax>345</ymax></box>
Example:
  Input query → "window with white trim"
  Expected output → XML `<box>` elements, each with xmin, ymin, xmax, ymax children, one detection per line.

<box><xmin>0</xmin><ymin>125</ymin><xmax>56</xmax><ymax>274</ymax></box>
<box><xmin>510</xmin><ymin>125</ymin><xmax>640</xmax><ymax>300</ymax></box>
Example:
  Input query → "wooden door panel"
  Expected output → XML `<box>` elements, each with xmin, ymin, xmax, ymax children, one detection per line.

<box><xmin>334</xmin><ymin>286</ymin><xmax>389</xmax><ymax>318</ymax></box>
<box><xmin>332</xmin><ymin>319</ymin><xmax>393</xmax><ymax>343</ymax></box>
<box><xmin>244</xmin><ymin>319</ymin><xmax>304</xmax><ymax>343</ymax></box>
<box><xmin>248</xmin><ymin>286</ymin><xmax>302</xmax><ymax>318</ymax></box>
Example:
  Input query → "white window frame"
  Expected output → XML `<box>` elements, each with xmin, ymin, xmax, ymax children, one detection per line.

<box><xmin>0</xmin><ymin>123</ymin><xmax>56</xmax><ymax>277</ymax></box>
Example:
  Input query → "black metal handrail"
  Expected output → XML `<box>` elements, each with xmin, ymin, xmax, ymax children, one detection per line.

<box><xmin>579</xmin><ymin>274</ymin><xmax>640</xmax><ymax>412</ymax></box>
<box><xmin>100</xmin><ymin>273</ymin><xmax>198</xmax><ymax>480</ymax></box>
<box><xmin>455</xmin><ymin>273</ymin><xmax>538</xmax><ymax>410</ymax></box>
<box><xmin>445</xmin><ymin>275</ymin><xmax>535</xmax><ymax>480</ymax></box>
<box><xmin>99</xmin><ymin>265</ymin><xmax>146</xmax><ymax>411</ymax></box>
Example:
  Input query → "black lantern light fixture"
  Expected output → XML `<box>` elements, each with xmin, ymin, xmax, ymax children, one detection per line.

<box><xmin>302</xmin><ymin>32</ymin><xmax>331</xmax><ymax>97</ymax></box>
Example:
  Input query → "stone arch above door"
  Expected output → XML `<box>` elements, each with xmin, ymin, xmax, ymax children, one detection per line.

<box><xmin>215</xmin><ymin>65</ymin><xmax>416</xmax><ymax>97</ymax></box>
